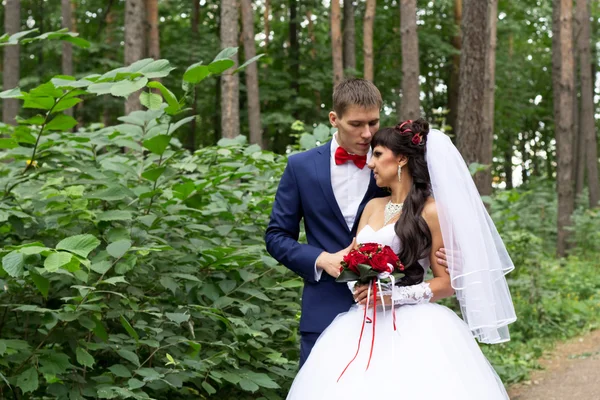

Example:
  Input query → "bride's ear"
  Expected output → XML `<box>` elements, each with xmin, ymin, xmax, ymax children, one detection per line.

<box><xmin>398</xmin><ymin>155</ymin><xmax>408</xmax><ymax>167</ymax></box>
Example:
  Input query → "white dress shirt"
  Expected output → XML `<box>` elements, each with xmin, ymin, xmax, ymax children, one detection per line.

<box><xmin>315</xmin><ymin>134</ymin><xmax>372</xmax><ymax>280</ymax></box>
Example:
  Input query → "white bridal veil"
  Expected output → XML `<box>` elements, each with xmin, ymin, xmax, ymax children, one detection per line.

<box><xmin>426</xmin><ymin>129</ymin><xmax>517</xmax><ymax>343</ymax></box>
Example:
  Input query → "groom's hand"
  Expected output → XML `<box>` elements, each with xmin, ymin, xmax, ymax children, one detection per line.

<box><xmin>316</xmin><ymin>238</ymin><xmax>357</xmax><ymax>278</ymax></box>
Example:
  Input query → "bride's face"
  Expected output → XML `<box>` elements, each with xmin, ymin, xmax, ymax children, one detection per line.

<box><xmin>368</xmin><ymin>145</ymin><xmax>405</xmax><ymax>187</ymax></box>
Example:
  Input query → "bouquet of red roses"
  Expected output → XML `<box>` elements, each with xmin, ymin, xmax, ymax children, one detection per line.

<box><xmin>335</xmin><ymin>242</ymin><xmax>405</xmax><ymax>284</ymax></box>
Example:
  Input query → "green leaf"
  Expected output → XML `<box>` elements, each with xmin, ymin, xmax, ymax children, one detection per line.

<box><xmin>0</xmin><ymin>138</ymin><xmax>18</xmax><ymax>149</ymax></box>
<box><xmin>56</xmin><ymin>234</ymin><xmax>101</xmax><ymax>258</ymax></box>
<box><xmin>76</xmin><ymin>347</ymin><xmax>95</xmax><ymax>368</ymax></box>
<box><xmin>141</xmin><ymin>166</ymin><xmax>166</xmax><ymax>182</ymax></box>
<box><xmin>201</xmin><ymin>381</ymin><xmax>217</xmax><ymax>395</ymax></box>
<box><xmin>0</xmin><ymin>87</ymin><xmax>23</xmax><ymax>98</ymax></box>
<box><xmin>51</xmin><ymin>77</ymin><xmax>93</xmax><ymax>88</ymax></box>
<box><xmin>93</xmin><ymin>317</ymin><xmax>109</xmax><ymax>342</ymax></box>
<box><xmin>147</xmin><ymin>81</ymin><xmax>179</xmax><ymax>111</ymax></box>
<box><xmin>213</xmin><ymin>47</ymin><xmax>239</xmax><ymax>61</ymax></box>
<box><xmin>108</xmin><ymin>364</ymin><xmax>132</xmax><ymax>378</ymax></box>
<box><xmin>335</xmin><ymin>268</ymin><xmax>360</xmax><ymax>283</ymax></box>
<box><xmin>110</xmin><ymin>77</ymin><xmax>149</xmax><ymax>97</ymax></box>
<box><xmin>160</xmin><ymin>276</ymin><xmax>178</xmax><ymax>294</ymax></box>
<box><xmin>87</xmin><ymin>186</ymin><xmax>132</xmax><ymax>201</ymax></box>
<box><xmin>238</xmin><ymin>288</ymin><xmax>272</xmax><ymax>302</ymax></box>
<box><xmin>247</xmin><ymin>371</ymin><xmax>280</xmax><ymax>389</ymax></box>
<box><xmin>17</xmin><ymin>367</ymin><xmax>39</xmax><ymax>393</ymax></box>
<box><xmin>313</xmin><ymin>124</ymin><xmax>331</xmax><ymax>142</ymax></box>
<box><xmin>44</xmin><ymin>251</ymin><xmax>73</xmax><ymax>272</ymax></box>
<box><xmin>90</xmin><ymin>261</ymin><xmax>112</xmax><ymax>275</ymax></box>
<box><xmin>128</xmin><ymin>378</ymin><xmax>145</xmax><ymax>390</ymax></box>
<box><xmin>23</xmin><ymin>95</ymin><xmax>54</xmax><ymax>110</ymax></box>
<box><xmin>2</xmin><ymin>251</ymin><xmax>25</xmax><ymax>278</ymax></box>
<box><xmin>52</xmin><ymin>97</ymin><xmax>82</xmax><ymax>113</ymax></box>
<box><xmin>208</xmin><ymin>59</ymin><xmax>235</xmax><ymax>74</ymax></box>
<box><xmin>46</xmin><ymin>114</ymin><xmax>78</xmax><ymax>131</ymax></box>
<box><xmin>120</xmin><ymin>315</ymin><xmax>139</xmax><ymax>341</ymax></box>
<box><xmin>167</xmin><ymin>116</ymin><xmax>195</xmax><ymax>135</ymax></box>
<box><xmin>88</xmin><ymin>82</ymin><xmax>115</xmax><ymax>95</ymax></box>
<box><xmin>165</xmin><ymin>313</ymin><xmax>190</xmax><ymax>324</ymax></box>
<box><xmin>97</xmin><ymin>210</ymin><xmax>133</xmax><ymax>221</ymax></box>
<box><xmin>62</xmin><ymin>35</ymin><xmax>91</xmax><ymax>48</ymax></box>
<box><xmin>31</xmin><ymin>273</ymin><xmax>50</xmax><ymax>298</ymax></box>
<box><xmin>139</xmin><ymin>91</ymin><xmax>163</xmax><ymax>110</ymax></box>
<box><xmin>299</xmin><ymin>133</ymin><xmax>317</xmax><ymax>150</ymax></box>
<box><xmin>183</xmin><ymin>63</ymin><xmax>211</xmax><ymax>84</ymax></box>
<box><xmin>137</xmin><ymin>59</ymin><xmax>175</xmax><ymax>78</ymax></box>
<box><xmin>239</xmin><ymin>378</ymin><xmax>259</xmax><ymax>392</ymax></box>
<box><xmin>107</xmin><ymin>240</ymin><xmax>132</xmax><ymax>258</ymax></box>
<box><xmin>101</xmin><ymin>276</ymin><xmax>128</xmax><ymax>285</ymax></box>
<box><xmin>143</xmin><ymin>134</ymin><xmax>171</xmax><ymax>155</ymax></box>
<box><xmin>235</xmin><ymin>53</ymin><xmax>265</xmax><ymax>73</ymax></box>
<box><xmin>117</xmin><ymin>349</ymin><xmax>140</xmax><ymax>367</ymax></box>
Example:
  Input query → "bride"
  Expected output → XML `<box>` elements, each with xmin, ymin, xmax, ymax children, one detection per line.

<box><xmin>286</xmin><ymin>119</ymin><xmax>516</xmax><ymax>399</ymax></box>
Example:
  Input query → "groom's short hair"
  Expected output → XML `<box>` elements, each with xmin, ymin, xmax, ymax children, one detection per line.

<box><xmin>333</xmin><ymin>78</ymin><xmax>383</xmax><ymax>118</ymax></box>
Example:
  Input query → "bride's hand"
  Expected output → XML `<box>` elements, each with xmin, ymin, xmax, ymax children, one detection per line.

<box><xmin>354</xmin><ymin>285</ymin><xmax>394</xmax><ymax>307</ymax></box>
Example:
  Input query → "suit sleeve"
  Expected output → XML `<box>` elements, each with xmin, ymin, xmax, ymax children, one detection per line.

<box><xmin>265</xmin><ymin>159</ymin><xmax>324</xmax><ymax>282</ymax></box>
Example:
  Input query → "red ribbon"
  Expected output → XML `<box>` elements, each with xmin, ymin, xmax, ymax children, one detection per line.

<box><xmin>337</xmin><ymin>281</ymin><xmax>379</xmax><ymax>381</ymax></box>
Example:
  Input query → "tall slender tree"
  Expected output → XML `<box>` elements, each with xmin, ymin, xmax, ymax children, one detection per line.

<box><xmin>363</xmin><ymin>0</ymin><xmax>376</xmax><ymax>81</ymax></box>
<box><xmin>480</xmin><ymin>0</ymin><xmax>498</xmax><ymax>196</ymax></box>
<box><xmin>447</xmin><ymin>0</ymin><xmax>462</xmax><ymax>136</ymax></box>
<box><xmin>241</xmin><ymin>0</ymin><xmax>263</xmax><ymax>146</ymax></box>
<box><xmin>331</xmin><ymin>0</ymin><xmax>344</xmax><ymax>86</ymax></box>
<box><xmin>343</xmin><ymin>0</ymin><xmax>356</xmax><ymax>72</ymax></box>
<box><xmin>289</xmin><ymin>0</ymin><xmax>300</xmax><ymax>102</ymax></box>
<box><xmin>124</xmin><ymin>0</ymin><xmax>145</xmax><ymax>114</ymax></box>
<box><xmin>456</xmin><ymin>0</ymin><xmax>489</xmax><ymax>194</ymax></box>
<box><xmin>575</xmin><ymin>0</ymin><xmax>599</xmax><ymax>207</ymax></box>
<box><xmin>399</xmin><ymin>0</ymin><xmax>420</xmax><ymax>120</ymax></box>
<box><xmin>146</xmin><ymin>0</ymin><xmax>160</xmax><ymax>60</ymax></box>
<box><xmin>552</xmin><ymin>0</ymin><xmax>575</xmax><ymax>256</ymax></box>
<box><xmin>220</xmin><ymin>0</ymin><xmax>240</xmax><ymax>138</ymax></box>
<box><xmin>264</xmin><ymin>0</ymin><xmax>271</xmax><ymax>48</ymax></box>
<box><xmin>188</xmin><ymin>0</ymin><xmax>201</xmax><ymax>151</ymax></box>
<box><xmin>61</xmin><ymin>0</ymin><xmax>74</xmax><ymax>117</ymax></box>
<box><xmin>3</xmin><ymin>0</ymin><xmax>21</xmax><ymax>125</ymax></box>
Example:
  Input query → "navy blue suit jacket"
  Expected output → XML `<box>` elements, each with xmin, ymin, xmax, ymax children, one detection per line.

<box><xmin>265</xmin><ymin>141</ymin><xmax>385</xmax><ymax>334</ymax></box>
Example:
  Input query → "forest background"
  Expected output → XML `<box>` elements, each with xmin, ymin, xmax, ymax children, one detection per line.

<box><xmin>1</xmin><ymin>0</ymin><xmax>600</xmax><ymax>399</ymax></box>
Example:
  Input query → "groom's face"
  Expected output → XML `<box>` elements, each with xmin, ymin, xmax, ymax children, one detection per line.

<box><xmin>329</xmin><ymin>105</ymin><xmax>380</xmax><ymax>156</ymax></box>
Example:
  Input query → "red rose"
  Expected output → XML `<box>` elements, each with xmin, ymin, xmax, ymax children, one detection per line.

<box><xmin>358</xmin><ymin>243</ymin><xmax>380</xmax><ymax>255</ymax></box>
<box><xmin>370</xmin><ymin>252</ymin><xmax>393</xmax><ymax>273</ymax></box>
<box><xmin>343</xmin><ymin>250</ymin><xmax>369</xmax><ymax>274</ymax></box>
<box><xmin>412</xmin><ymin>134</ymin><xmax>421</xmax><ymax>145</ymax></box>
<box><xmin>381</xmin><ymin>246</ymin><xmax>400</xmax><ymax>266</ymax></box>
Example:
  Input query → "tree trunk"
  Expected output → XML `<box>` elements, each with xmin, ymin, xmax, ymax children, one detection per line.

<box><xmin>480</xmin><ymin>0</ymin><xmax>498</xmax><ymax>196</ymax></box>
<box><xmin>289</xmin><ymin>0</ymin><xmax>300</xmax><ymax>101</ymax></box>
<box><xmin>103</xmin><ymin>6</ymin><xmax>116</xmax><ymax>127</ymax></box>
<box><xmin>61</xmin><ymin>0</ymin><xmax>74</xmax><ymax>118</ymax></box>
<box><xmin>146</xmin><ymin>0</ymin><xmax>160</xmax><ymax>60</ymax></box>
<box><xmin>331</xmin><ymin>0</ymin><xmax>344</xmax><ymax>86</ymax></box>
<box><xmin>574</xmin><ymin>34</ymin><xmax>584</xmax><ymax>197</ymax></box>
<box><xmin>307</xmin><ymin>10</ymin><xmax>322</xmax><ymax>114</ymax></box>
<box><xmin>456</xmin><ymin>0</ymin><xmax>488</xmax><ymax>194</ymax></box>
<box><xmin>363</xmin><ymin>0</ymin><xmax>376</xmax><ymax>81</ymax></box>
<box><xmin>552</xmin><ymin>0</ymin><xmax>575</xmax><ymax>256</ymax></box>
<box><xmin>2</xmin><ymin>0</ymin><xmax>21</xmax><ymax>125</ymax></box>
<box><xmin>343</xmin><ymin>0</ymin><xmax>356</xmax><ymax>72</ymax></box>
<box><xmin>399</xmin><ymin>0</ymin><xmax>420</xmax><ymax>121</ymax></box>
<box><xmin>447</xmin><ymin>0</ymin><xmax>462</xmax><ymax>136</ymax></box>
<box><xmin>188</xmin><ymin>0</ymin><xmax>201</xmax><ymax>151</ymax></box>
<box><xmin>124</xmin><ymin>0</ymin><xmax>145</xmax><ymax>115</ymax></box>
<box><xmin>576</xmin><ymin>0</ymin><xmax>599</xmax><ymax>207</ymax></box>
<box><xmin>220</xmin><ymin>0</ymin><xmax>240</xmax><ymax>138</ymax></box>
<box><xmin>241</xmin><ymin>0</ymin><xmax>262</xmax><ymax>146</ymax></box>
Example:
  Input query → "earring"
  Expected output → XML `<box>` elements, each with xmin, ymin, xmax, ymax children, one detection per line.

<box><xmin>398</xmin><ymin>164</ymin><xmax>402</xmax><ymax>183</ymax></box>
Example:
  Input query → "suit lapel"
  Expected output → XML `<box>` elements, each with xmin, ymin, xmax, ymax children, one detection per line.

<box><xmin>316</xmin><ymin>142</ymin><xmax>350</xmax><ymax>233</ymax></box>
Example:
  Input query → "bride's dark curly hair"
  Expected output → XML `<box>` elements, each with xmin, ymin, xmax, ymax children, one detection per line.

<box><xmin>371</xmin><ymin>118</ymin><xmax>432</xmax><ymax>286</ymax></box>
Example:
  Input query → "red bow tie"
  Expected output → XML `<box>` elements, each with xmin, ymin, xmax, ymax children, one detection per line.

<box><xmin>335</xmin><ymin>146</ymin><xmax>367</xmax><ymax>169</ymax></box>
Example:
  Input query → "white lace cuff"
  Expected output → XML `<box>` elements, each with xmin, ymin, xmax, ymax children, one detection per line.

<box><xmin>383</xmin><ymin>282</ymin><xmax>433</xmax><ymax>306</ymax></box>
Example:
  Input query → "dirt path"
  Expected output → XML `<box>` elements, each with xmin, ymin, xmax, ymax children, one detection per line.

<box><xmin>508</xmin><ymin>329</ymin><xmax>600</xmax><ymax>400</ymax></box>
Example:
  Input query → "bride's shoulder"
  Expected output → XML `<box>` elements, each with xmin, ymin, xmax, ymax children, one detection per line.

<box><xmin>421</xmin><ymin>197</ymin><xmax>439</xmax><ymax>225</ymax></box>
<box><xmin>366</xmin><ymin>196</ymin><xmax>389</xmax><ymax>210</ymax></box>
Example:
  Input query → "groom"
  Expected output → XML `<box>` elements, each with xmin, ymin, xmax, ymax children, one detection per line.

<box><xmin>265</xmin><ymin>79</ymin><xmax>386</xmax><ymax>367</ymax></box>
<box><xmin>265</xmin><ymin>79</ymin><xmax>445</xmax><ymax>367</ymax></box>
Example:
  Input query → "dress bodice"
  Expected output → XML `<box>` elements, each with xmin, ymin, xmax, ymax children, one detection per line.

<box><xmin>356</xmin><ymin>224</ymin><xmax>431</xmax><ymax>271</ymax></box>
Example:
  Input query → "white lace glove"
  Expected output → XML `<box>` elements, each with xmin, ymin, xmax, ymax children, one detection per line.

<box><xmin>382</xmin><ymin>282</ymin><xmax>433</xmax><ymax>306</ymax></box>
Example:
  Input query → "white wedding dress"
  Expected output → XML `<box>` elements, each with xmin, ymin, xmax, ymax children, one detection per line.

<box><xmin>287</xmin><ymin>224</ymin><xmax>509</xmax><ymax>399</ymax></box>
